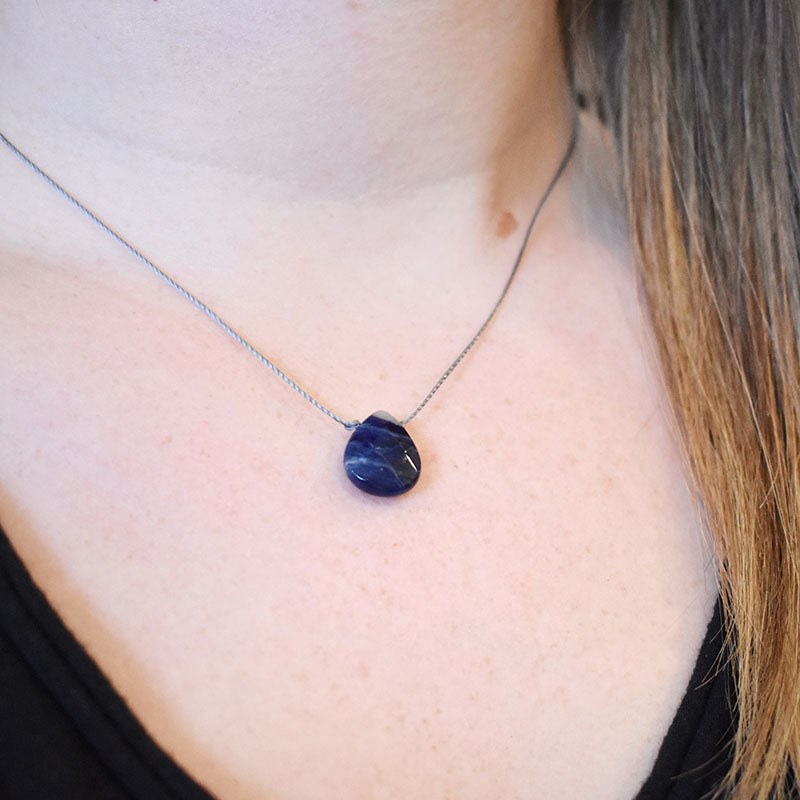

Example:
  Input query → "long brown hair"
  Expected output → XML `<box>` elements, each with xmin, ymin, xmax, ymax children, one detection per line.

<box><xmin>560</xmin><ymin>1</ymin><xmax>800</xmax><ymax>797</ymax></box>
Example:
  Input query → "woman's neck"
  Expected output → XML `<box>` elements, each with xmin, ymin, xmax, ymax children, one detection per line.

<box><xmin>0</xmin><ymin>0</ymin><xmax>585</xmax><ymax>309</ymax></box>
<box><xmin>1</xmin><ymin>0</ymin><xmax>571</xmax><ymax>201</ymax></box>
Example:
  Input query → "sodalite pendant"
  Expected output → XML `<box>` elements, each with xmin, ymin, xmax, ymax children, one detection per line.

<box><xmin>344</xmin><ymin>411</ymin><xmax>421</xmax><ymax>497</ymax></box>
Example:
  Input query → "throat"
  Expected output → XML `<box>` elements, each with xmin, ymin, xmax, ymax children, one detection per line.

<box><xmin>0</xmin><ymin>0</ymin><xmax>572</xmax><ymax>200</ymax></box>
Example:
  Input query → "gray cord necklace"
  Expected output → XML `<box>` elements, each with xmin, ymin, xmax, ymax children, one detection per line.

<box><xmin>0</xmin><ymin>128</ymin><xmax>577</xmax><ymax>498</ymax></box>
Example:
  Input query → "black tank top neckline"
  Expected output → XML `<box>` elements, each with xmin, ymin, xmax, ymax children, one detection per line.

<box><xmin>0</xmin><ymin>523</ymin><xmax>736</xmax><ymax>799</ymax></box>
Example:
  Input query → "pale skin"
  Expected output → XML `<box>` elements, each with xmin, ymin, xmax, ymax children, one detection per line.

<box><xmin>0</xmin><ymin>2</ymin><xmax>718</xmax><ymax>798</ymax></box>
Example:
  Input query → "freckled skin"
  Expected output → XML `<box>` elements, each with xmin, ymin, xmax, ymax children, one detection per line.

<box><xmin>0</xmin><ymin>4</ymin><xmax>716</xmax><ymax>798</ymax></box>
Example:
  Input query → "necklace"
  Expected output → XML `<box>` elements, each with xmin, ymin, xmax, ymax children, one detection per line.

<box><xmin>0</xmin><ymin>128</ymin><xmax>577</xmax><ymax>498</ymax></box>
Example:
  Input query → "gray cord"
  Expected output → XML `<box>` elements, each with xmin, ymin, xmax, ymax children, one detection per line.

<box><xmin>0</xmin><ymin>126</ymin><xmax>577</xmax><ymax>430</ymax></box>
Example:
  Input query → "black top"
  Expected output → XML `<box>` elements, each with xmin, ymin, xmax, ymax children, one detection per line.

<box><xmin>0</xmin><ymin>523</ymin><xmax>736</xmax><ymax>800</ymax></box>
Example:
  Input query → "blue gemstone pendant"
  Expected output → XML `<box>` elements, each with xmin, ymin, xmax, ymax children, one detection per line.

<box><xmin>344</xmin><ymin>411</ymin><xmax>421</xmax><ymax>497</ymax></box>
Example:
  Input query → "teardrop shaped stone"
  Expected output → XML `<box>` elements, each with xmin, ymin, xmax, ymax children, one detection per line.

<box><xmin>344</xmin><ymin>411</ymin><xmax>421</xmax><ymax>497</ymax></box>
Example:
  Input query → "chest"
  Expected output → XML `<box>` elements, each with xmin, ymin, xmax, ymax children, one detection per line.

<box><xmin>0</xmin><ymin>260</ymin><xmax>718</xmax><ymax>799</ymax></box>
